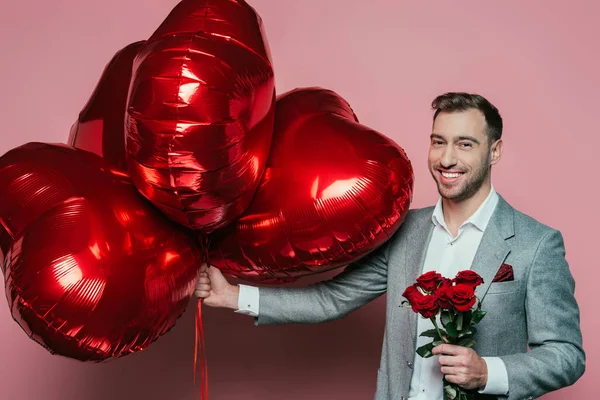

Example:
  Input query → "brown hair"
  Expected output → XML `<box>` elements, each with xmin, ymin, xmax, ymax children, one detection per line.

<box><xmin>431</xmin><ymin>92</ymin><xmax>503</xmax><ymax>143</ymax></box>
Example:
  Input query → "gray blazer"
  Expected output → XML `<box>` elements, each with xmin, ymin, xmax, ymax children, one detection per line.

<box><xmin>257</xmin><ymin>195</ymin><xmax>585</xmax><ymax>400</ymax></box>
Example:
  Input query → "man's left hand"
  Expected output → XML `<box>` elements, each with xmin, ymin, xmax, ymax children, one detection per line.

<box><xmin>432</xmin><ymin>344</ymin><xmax>488</xmax><ymax>390</ymax></box>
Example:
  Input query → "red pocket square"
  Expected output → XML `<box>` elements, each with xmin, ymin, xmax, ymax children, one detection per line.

<box><xmin>492</xmin><ymin>263</ymin><xmax>514</xmax><ymax>282</ymax></box>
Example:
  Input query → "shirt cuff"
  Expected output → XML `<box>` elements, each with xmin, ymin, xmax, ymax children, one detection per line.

<box><xmin>479</xmin><ymin>357</ymin><xmax>509</xmax><ymax>395</ymax></box>
<box><xmin>234</xmin><ymin>284</ymin><xmax>260</xmax><ymax>317</ymax></box>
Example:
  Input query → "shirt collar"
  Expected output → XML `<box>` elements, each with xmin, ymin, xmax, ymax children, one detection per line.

<box><xmin>431</xmin><ymin>186</ymin><xmax>499</xmax><ymax>232</ymax></box>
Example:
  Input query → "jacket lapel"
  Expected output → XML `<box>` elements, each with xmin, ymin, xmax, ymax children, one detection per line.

<box><xmin>471</xmin><ymin>195</ymin><xmax>514</xmax><ymax>300</ymax></box>
<box><xmin>402</xmin><ymin>196</ymin><xmax>515</xmax><ymax>346</ymax></box>
<box><xmin>404</xmin><ymin>209</ymin><xmax>435</xmax><ymax>347</ymax></box>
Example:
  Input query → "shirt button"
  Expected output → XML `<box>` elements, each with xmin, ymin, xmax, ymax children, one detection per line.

<box><xmin>406</xmin><ymin>361</ymin><xmax>413</xmax><ymax>369</ymax></box>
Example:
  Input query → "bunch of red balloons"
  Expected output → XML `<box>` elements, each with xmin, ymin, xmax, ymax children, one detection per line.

<box><xmin>0</xmin><ymin>0</ymin><xmax>414</xmax><ymax>362</ymax></box>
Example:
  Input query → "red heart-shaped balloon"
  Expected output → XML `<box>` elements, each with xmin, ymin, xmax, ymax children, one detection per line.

<box><xmin>126</xmin><ymin>0</ymin><xmax>275</xmax><ymax>234</ymax></box>
<box><xmin>0</xmin><ymin>143</ymin><xmax>200</xmax><ymax>361</ymax></box>
<box><xmin>208</xmin><ymin>88</ymin><xmax>414</xmax><ymax>283</ymax></box>
<box><xmin>68</xmin><ymin>41</ymin><xmax>144</xmax><ymax>171</ymax></box>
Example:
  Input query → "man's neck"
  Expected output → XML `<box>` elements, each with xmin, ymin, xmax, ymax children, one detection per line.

<box><xmin>442</xmin><ymin>183</ymin><xmax>492</xmax><ymax>237</ymax></box>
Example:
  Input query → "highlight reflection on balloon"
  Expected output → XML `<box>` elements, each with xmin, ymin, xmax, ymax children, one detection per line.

<box><xmin>0</xmin><ymin>143</ymin><xmax>201</xmax><ymax>361</ymax></box>
<box><xmin>208</xmin><ymin>88</ymin><xmax>414</xmax><ymax>283</ymax></box>
<box><xmin>126</xmin><ymin>0</ymin><xmax>276</xmax><ymax>233</ymax></box>
<box><xmin>68</xmin><ymin>41</ymin><xmax>144</xmax><ymax>170</ymax></box>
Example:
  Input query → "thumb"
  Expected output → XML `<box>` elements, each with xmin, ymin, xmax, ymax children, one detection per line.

<box><xmin>207</xmin><ymin>265</ymin><xmax>226</xmax><ymax>282</ymax></box>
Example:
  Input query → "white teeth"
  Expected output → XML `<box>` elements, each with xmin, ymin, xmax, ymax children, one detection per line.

<box><xmin>442</xmin><ymin>172</ymin><xmax>462</xmax><ymax>178</ymax></box>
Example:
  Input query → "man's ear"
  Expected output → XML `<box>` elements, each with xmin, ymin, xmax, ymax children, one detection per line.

<box><xmin>490</xmin><ymin>139</ymin><xmax>503</xmax><ymax>166</ymax></box>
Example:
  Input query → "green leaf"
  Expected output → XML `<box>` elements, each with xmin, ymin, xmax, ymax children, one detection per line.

<box><xmin>456</xmin><ymin>312</ymin><xmax>464</xmax><ymax>331</ymax></box>
<box><xmin>441</xmin><ymin>310</ymin><xmax>452</xmax><ymax>326</ymax></box>
<box><xmin>458</xmin><ymin>338</ymin><xmax>476</xmax><ymax>348</ymax></box>
<box><xmin>454</xmin><ymin>386</ymin><xmax>470</xmax><ymax>400</ymax></box>
<box><xmin>419</xmin><ymin>329</ymin><xmax>441</xmax><ymax>339</ymax></box>
<box><xmin>432</xmin><ymin>340</ymin><xmax>444</xmax><ymax>346</ymax></box>
<box><xmin>458</xmin><ymin>327</ymin><xmax>477</xmax><ymax>338</ymax></box>
<box><xmin>472</xmin><ymin>309</ymin><xmax>487</xmax><ymax>324</ymax></box>
<box><xmin>463</xmin><ymin>310</ymin><xmax>472</xmax><ymax>327</ymax></box>
<box><xmin>444</xmin><ymin>383</ymin><xmax>457</xmax><ymax>399</ymax></box>
<box><xmin>445</xmin><ymin>321</ymin><xmax>459</xmax><ymax>337</ymax></box>
<box><xmin>416</xmin><ymin>342</ymin><xmax>435</xmax><ymax>358</ymax></box>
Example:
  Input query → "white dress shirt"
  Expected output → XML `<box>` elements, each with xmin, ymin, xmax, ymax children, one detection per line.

<box><xmin>236</xmin><ymin>186</ymin><xmax>509</xmax><ymax>398</ymax></box>
<box><xmin>407</xmin><ymin>187</ymin><xmax>508</xmax><ymax>399</ymax></box>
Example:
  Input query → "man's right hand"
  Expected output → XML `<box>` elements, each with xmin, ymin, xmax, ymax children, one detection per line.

<box><xmin>194</xmin><ymin>263</ymin><xmax>240</xmax><ymax>310</ymax></box>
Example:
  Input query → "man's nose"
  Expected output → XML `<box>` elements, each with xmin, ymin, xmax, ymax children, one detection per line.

<box><xmin>440</xmin><ymin>146</ymin><xmax>457</xmax><ymax>167</ymax></box>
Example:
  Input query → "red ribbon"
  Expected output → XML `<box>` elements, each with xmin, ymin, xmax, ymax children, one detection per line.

<box><xmin>194</xmin><ymin>299</ymin><xmax>208</xmax><ymax>399</ymax></box>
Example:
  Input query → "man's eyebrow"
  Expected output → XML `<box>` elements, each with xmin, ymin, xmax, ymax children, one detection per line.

<box><xmin>430</xmin><ymin>133</ymin><xmax>480</xmax><ymax>145</ymax></box>
<box><xmin>457</xmin><ymin>135</ymin><xmax>480</xmax><ymax>144</ymax></box>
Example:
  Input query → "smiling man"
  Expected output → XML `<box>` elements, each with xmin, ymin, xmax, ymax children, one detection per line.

<box><xmin>195</xmin><ymin>92</ymin><xmax>585</xmax><ymax>400</ymax></box>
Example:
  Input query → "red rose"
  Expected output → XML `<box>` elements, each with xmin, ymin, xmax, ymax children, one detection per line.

<box><xmin>412</xmin><ymin>294</ymin><xmax>440</xmax><ymax>318</ymax></box>
<box><xmin>416</xmin><ymin>271</ymin><xmax>444</xmax><ymax>292</ymax></box>
<box><xmin>450</xmin><ymin>283</ymin><xmax>476</xmax><ymax>312</ymax></box>
<box><xmin>454</xmin><ymin>270</ymin><xmax>484</xmax><ymax>288</ymax></box>
<box><xmin>436</xmin><ymin>278</ymin><xmax>453</xmax><ymax>309</ymax></box>
<box><xmin>402</xmin><ymin>284</ymin><xmax>424</xmax><ymax>305</ymax></box>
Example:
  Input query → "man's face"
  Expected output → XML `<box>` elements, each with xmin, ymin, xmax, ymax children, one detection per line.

<box><xmin>428</xmin><ymin>109</ymin><xmax>500</xmax><ymax>202</ymax></box>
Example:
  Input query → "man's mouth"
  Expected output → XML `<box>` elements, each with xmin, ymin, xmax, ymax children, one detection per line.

<box><xmin>438</xmin><ymin>170</ymin><xmax>465</xmax><ymax>182</ymax></box>
<box><xmin>441</xmin><ymin>171</ymin><xmax>463</xmax><ymax>178</ymax></box>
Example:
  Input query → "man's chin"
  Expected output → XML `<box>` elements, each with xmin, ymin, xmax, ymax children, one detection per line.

<box><xmin>437</xmin><ymin>186</ymin><xmax>465</xmax><ymax>201</ymax></box>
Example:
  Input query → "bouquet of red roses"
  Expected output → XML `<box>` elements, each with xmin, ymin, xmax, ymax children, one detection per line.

<box><xmin>402</xmin><ymin>270</ymin><xmax>486</xmax><ymax>400</ymax></box>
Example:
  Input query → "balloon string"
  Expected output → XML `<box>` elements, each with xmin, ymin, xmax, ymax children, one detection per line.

<box><xmin>194</xmin><ymin>299</ymin><xmax>208</xmax><ymax>399</ymax></box>
<box><xmin>194</xmin><ymin>236</ymin><xmax>211</xmax><ymax>400</ymax></box>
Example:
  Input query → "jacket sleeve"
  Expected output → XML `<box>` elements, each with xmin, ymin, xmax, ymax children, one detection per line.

<box><xmin>500</xmin><ymin>229</ymin><xmax>585</xmax><ymax>399</ymax></box>
<box><xmin>256</xmin><ymin>239</ymin><xmax>390</xmax><ymax>325</ymax></box>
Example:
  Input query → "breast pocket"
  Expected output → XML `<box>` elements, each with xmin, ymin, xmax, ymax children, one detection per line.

<box><xmin>486</xmin><ymin>280</ymin><xmax>521</xmax><ymax>294</ymax></box>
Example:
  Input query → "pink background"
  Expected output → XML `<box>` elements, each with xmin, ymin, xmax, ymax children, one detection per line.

<box><xmin>0</xmin><ymin>1</ymin><xmax>597</xmax><ymax>399</ymax></box>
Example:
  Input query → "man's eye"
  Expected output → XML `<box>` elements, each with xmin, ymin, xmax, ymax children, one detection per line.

<box><xmin>460</xmin><ymin>142</ymin><xmax>473</xmax><ymax>148</ymax></box>
<box><xmin>432</xmin><ymin>141</ymin><xmax>444</xmax><ymax>146</ymax></box>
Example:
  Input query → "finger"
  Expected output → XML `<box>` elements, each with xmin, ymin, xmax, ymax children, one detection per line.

<box><xmin>438</xmin><ymin>355</ymin><xmax>462</xmax><ymax>366</ymax></box>
<box><xmin>198</xmin><ymin>262</ymin><xmax>208</xmax><ymax>273</ymax></box>
<box><xmin>433</xmin><ymin>344</ymin><xmax>464</xmax><ymax>356</ymax></box>
<box><xmin>440</xmin><ymin>366</ymin><xmax>463</xmax><ymax>375</ymax></box>
<box><xmin>195</xmin><ymin>283</ymin><xmax>211</xmax><ymax>292</ymax></box>
<box><xmin>444</xmin><ymin>374</ymin><xmax>462</xmax><ymax>385</ymax></box>
<box><xmin>194</xmin><ymin>289</ymin><xmax>211</xmax><ymax>298</ymax></box>
<box><xmin>196</xmin><ymin>276</ymin><xmax>210</xmax><ymax>285</ymax></box>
